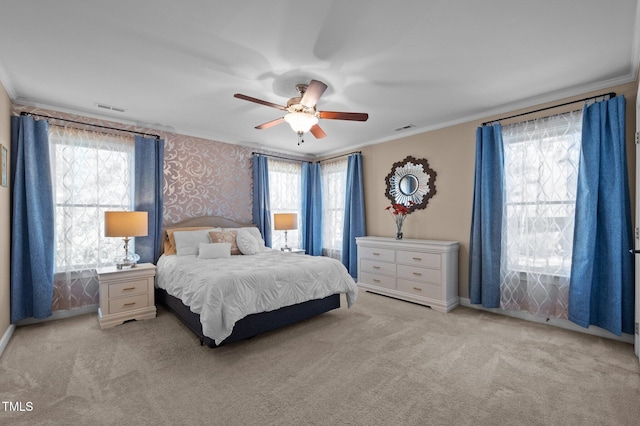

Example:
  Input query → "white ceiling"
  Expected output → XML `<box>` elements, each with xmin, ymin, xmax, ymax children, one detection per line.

<box><xmin>0</xmin><ymin>0</ymin><xmax>638</xmax><ymax>157</ymax></box>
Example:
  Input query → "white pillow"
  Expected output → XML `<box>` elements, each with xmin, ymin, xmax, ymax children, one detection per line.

<box><xmin>198</xmin><ymin>242</ymin><xmax>231</xmax><ymax>259</ymax></box>
<box><xmin>242</xmin><ymin>227</ymin><xmax>267</xmax><ymax>250</ymax></box>
<box><xmin>173</xmin><ymin>229</ymin><xmax>214</xmax><ymax>256</ymax></box>
<box><xmin>236</xmin><ymin>229</ymin><xmax>261</xmax><ymax>255</ymax></box>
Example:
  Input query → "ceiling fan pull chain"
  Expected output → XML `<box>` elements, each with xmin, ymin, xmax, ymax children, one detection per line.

<box><xmin>297</xmin><ymin>132</ymin><xmax>304</xmax><ymax>145</ymax></box>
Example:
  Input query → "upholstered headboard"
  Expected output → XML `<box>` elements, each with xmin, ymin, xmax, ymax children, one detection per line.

<box><xmin>161</xmin><ymin>215</ymin><xmax>255</xmax><ymax>255</ymax></box>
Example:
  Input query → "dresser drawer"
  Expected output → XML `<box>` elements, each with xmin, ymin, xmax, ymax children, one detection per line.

<box><xmin>108</xmin><ymin>278</ymin><xmax>149</xmax><ymax>298</ymax></box>
<box><xmin>397</xmin><ymin>264</ymin><xmax>441</xmax><ymax>284</ymax></box>
<box><xmin>361</xmin><ymin>259</ymin><xmax>396</xmax><ymax>276</ymax></box>
<box><xmin>397</xmin><ymin>279</ymin><xmax>442</xmax><ymax>300</ymax></box>
<box><xmin>109</xmin><ymin>294</ymin><xmax>149</xmax><ymax>314</ymax></box>
<box><xmin>396</xmin><ymin>250</ymin><xmax>441</xmax><ymax>269</ymax></box>
<box><xmin>359</xmin><ymin>246</ymin><xmax>395</xmax><ymax>262</ymax></box>
<box><xmin>360</xmin><ymin>272</ymin><xmax>396</xmax><ymax>290</ymax></box>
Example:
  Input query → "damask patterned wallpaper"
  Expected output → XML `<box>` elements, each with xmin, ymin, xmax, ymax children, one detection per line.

<box><xmin>11</xmin><ymin>104</ymin><xmax>292</xmax><ymax>311</ymax></box>
<box><xmin>163</xmin><ymin>134</ymin><xmax>253</xmax><ymax>225</ymax></box>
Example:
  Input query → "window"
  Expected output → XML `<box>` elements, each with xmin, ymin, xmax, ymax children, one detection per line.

<box><xmin>268</xmin><ymin>158</ymin><xmax>301</xmax><ymax>249</ymax></box>
<box><xmin>320</xmin><ymin>158</ymin><xmax>348</xmax><ymax>260</ymax></box>
<box><xmin>50</xmin><ymin>127</ymin><xmax>134</xmax><ymax>273</ymax></box>
<box><xmin>500</xmin><ymin>111</ymin><xmax>582</xmax><ymax>319</ymax></box>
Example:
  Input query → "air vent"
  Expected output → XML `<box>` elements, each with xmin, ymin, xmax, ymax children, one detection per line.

<box><xmin>394</xmin><ymin>124</ymin><xmax>415</xmax><ymax>132</ymax></box>
<box><xmin>95</xmin><ymin>103</ymin><xmax>126</xmax><ymax>113</ymax></box>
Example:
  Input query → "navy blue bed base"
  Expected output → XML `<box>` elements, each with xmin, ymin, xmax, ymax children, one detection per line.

<box><xmin>156</xmin><ymin>288</ymin><xmax>341</xmax><ymax>347</ymax></box>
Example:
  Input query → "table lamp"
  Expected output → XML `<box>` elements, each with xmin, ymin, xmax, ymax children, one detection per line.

<box><xmin>273</xmin><ymin>213</ymin><xmax>297</xmax><ymax>251</ymax></box>
<box><xmin>105</xmin><ymin>211</ymin><xmax>148</xmax><ymax>269</ymax></box>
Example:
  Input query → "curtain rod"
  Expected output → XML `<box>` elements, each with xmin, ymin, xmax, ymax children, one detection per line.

<box><xmin>317</xmin><ymin>150</ymin><xmax>361</xmax><ymax>163</ymax></box>
<box><xmin>252</xmin><ymin>152</ymin><xmax>308</xmax><ymax>163</ymax></box>
<box><xmin>252</xmin><ymin>150</ymin><xmax>362</xmax><ymax>164</ymax></box>
<box><xmin>481</xmin><ymin>92</ymin><xmax>616</xmax><ymax>126</ymax></box>
<box><xmin>20</xmin><ymin>111</ymin><xmax>161</xmax><ymax>139</ymax></box>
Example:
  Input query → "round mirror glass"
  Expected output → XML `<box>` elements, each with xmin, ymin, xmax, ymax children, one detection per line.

<box><xmin>399</xmin><ymin>174</ymin><xmax>418</xmax><ymax>195</ymax></box>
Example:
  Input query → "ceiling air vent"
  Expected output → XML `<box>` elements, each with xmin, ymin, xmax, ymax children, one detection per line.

<box><xmin>95</xmin><ymin>103</ymin><xmax>126</xmax><ymax>113</ymax></box>
<box><xmin>394</xmin><ymin>124</ymin><xmax>415</xmax><ymax>132</ymax></box>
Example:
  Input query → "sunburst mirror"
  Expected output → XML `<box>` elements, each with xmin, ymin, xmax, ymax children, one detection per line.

<box><xmin>385</xmin><ymin>156</ymin><xmax>437</xmax><ymax>213</ymax></box>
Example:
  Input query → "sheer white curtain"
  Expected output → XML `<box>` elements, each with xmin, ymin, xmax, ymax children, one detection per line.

<box><xmin>268</xmin><ymin>158</ymin><xmax>302</xmax><ymax>250</ymax></box>
<box><xmin>49</xmin><ymin>126</ymin><xmax>134</xmax><ymax>310</ymax></box>
<box><xmin>500</xmin><ymin>111</ymin><xmax>582</xmax><ymax>319</ymax></box>
<box><xmin>320</xmin><ymin>158</ymin><xmax>348</xmax><ymax>260</ymax></box>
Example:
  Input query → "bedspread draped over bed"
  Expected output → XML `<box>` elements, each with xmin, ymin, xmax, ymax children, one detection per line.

<box><xmin>156</xmin><ymin>251</ymin><xmax>358</xmax><ymax>344</ymax></box>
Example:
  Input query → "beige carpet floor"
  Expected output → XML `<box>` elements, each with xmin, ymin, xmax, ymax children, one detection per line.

<box><xmin>1</xmin><ymin>289</ymin><xmax>640</xmax><ymax>426</ymax></box>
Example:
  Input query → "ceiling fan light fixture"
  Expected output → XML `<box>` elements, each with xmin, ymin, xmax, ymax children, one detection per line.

<box><xmin>284</xmin><ymin>112</ymin><xmax>318</xmax><ymax>134</ymax></box>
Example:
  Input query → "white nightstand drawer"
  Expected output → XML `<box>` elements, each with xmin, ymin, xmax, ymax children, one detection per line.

<box><xmin>397</xmin><ymin>264</ymin><xmax>441</xmax><ymax>284</ymax></box>
<box><xmin>397</xmin><ymin>279</ymin><xmax>441</xmax><ymax>300</ymax></box>
<box><xmin>109</xmin><ymin>294</ymin><xmax>149</xmax><ymax>315</ymax></box>
<box><xmin>361</xmin><ymin>259</ymin><xmax>396</xmax><ymax>276</ymax></box>
<box><xmin>396</xmin><ymin>250</ymin><xmax>441</xmax><ymax>269</ymax></box>
<box><xmin>360</xmin><ymin>272</ymin><xmax>396</xmax><ymax>290</ymax></box>
<box><xmin>359</xmin><ymin>246</ymin><xmax>395</xmax><ymax>262</ymax></box>
<box><xmin>108</xmin><ymin>278</ymin><xmax>149</xmax><ymax>298</ymax></box>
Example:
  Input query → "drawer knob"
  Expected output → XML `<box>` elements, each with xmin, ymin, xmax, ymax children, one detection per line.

<box><xmin>373</xmin><ymin>265</ymin><xmax>380</xmax><ymax>269</ymax></box>
<box><xmin>123</xmin><ymin>302</ymin><xmax>136</xmax><ymax>307</ymax></box>
<box><xmin>123</xmin><ymin>287</ymin><xmax>136</xmax><ymax>291</ymax></box>
<box><xmin>412</xmin><ymin>272</ymin><xmax>422</xmax><ymax>276</ymax></box>
<box><xmin>373</xmin><ymin>279</ymin><xmax>380</xmax><ymax>283</ymax></box>
<box><xmin>412</xmin><ymin>257</ymin><xmax>422</xmax><ymax>261</ymax></box>
<box><xmin>412</xmin><ymin>287</ymin><xmax>422</xmax><ymax>291</ymax></box>
<box><xmin>372</xmin><ymin>252</ymin><xmax>380</xmax><ymax>256</ymax></box>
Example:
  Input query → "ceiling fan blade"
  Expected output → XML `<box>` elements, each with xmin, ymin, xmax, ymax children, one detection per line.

<box><xmin>234</xmin><ymin>93</ymin><xmax>286</xmax><ymax>110</ymax></box>
<box><xmin>310</xmin><ymin>124</ymin><xmax>327</xmax><ymax>139</ymax></box>
<box><xmin>300</xmin><ymin>80</ymin><xmax>328</xmax><ymax>108</ymax></box>
<box><xmin>255</xmin><ymin>117</ymin><xmax>285</xmax><ymax>129</ymax></box>
<box><xmin>319</xmin><ymin>111</ymin><xmax>369</xmax><ymax>121</ymax></box>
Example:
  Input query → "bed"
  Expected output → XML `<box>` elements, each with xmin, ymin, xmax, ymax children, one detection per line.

<box><xmin>155</xmin><ymin>216</ymin><xmax>358</xmax><ymax>347</ymax></box>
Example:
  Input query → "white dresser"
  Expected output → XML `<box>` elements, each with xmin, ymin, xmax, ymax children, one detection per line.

<box><xmin>356</xmin><ymin>237</ymin><xmax>459</xmax><ymax>312</ymax></box>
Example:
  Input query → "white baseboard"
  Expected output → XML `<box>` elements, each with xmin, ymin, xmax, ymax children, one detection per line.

<box><xmin>0</xmin><ymin>324</ymin><xmax>15</xmax><ymax>359</ymax></box>
<box><xmin>459</xmin><ymin>298</ymin><xmax>634</xmax><ymax>344</ymax></box>
<box><xmin>14</xmin><ymin>305</ymin><xmax>98</xmax><ymax>326</ymax></box>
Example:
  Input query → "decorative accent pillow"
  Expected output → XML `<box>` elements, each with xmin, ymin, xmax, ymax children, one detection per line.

<box><xmin>236</xmin><ymin>229</ymin><xmax>261</xmax><ymax>255</ymax></box>
<box><xmin>164</xmin><ymin>227</ymin><xmax>219</xmax><ymax>255</ymax></box>
<box><xmin>208</xmin><ymin>230</ymin><xmax>240</xmax><ymax>255</ymax></box>
<box><xmin>198</xmin><ymin>243</ymin><xmax>231</xmax><ymax>259</ymax></box>
<box><xmin>173</xmin><ymin>229</ymin><xmax>215</xmax><ymax>256</ymax></box>
<box><xmin>242</xmin><ymin>227</ymin><xmax>267</xmax><ymax>250</ymax></box>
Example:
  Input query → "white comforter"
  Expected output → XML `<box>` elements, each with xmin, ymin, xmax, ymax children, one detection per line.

<box><xmin>156</xmin><ymin>251</ymin><xmax>358</xmax><ymax>344</ymax></box>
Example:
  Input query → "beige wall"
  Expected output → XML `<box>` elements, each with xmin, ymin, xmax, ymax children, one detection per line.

<box><xmin>361</xmin><ymin>81</ymin><xmax>638</xmax><ymax>299</ymax></box>
<box><xmin>0</xmin><ymin>82</ymin><xmax>11</xmax><ymax>338</ymax></box>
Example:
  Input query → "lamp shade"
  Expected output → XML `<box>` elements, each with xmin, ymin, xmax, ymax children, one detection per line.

<box><xmin>105</xmin><ymin>211</ymin><xmax>148</xmax><ymax>237</ymax></box>
<box><xmin>274</xmin><ymin>213</ymin><xmax>298</xmax><ymax>231</ymax></box>
<box><xmin>284</xmin><ymin>112</ymin><xmax>318</xmax><ymax>133</ymax></box>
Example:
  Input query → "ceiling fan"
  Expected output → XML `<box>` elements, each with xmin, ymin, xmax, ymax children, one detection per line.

<box><xmin>234</xmin><ymin>79</ymin><xmax>368</xmax><ymax>144</ymax></box>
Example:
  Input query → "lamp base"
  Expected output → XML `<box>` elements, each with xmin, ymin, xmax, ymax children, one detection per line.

<box><xmin>115</xmin><ymin>251</ymin><xmax>141</xmax><ymax>270</ymax></box>
<box><xmin>280</xmin><ymin>246</ymin><xmax>292</xmax><ymax>252</ymax></box>
<box><xmin>116</xmin><ymin>260</ymin><xmax>138</xmax><ymax>270</ymax></box>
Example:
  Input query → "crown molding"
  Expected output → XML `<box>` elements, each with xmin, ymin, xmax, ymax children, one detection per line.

<box><xmin>0</xmin><ymin>60</ymin><xmax>16</xmax><ymax>99</ymax></box>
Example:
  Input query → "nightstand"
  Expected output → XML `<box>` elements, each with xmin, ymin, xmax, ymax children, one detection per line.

<box><xmin>283</xmin><ymin>248</ymin><xmax>305</xmax><ymax>254</ymax></box>
<box><xmin>96</xmin><ymin>263</ymin><xmax>156</xmax><ymax>329</ymax></box>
